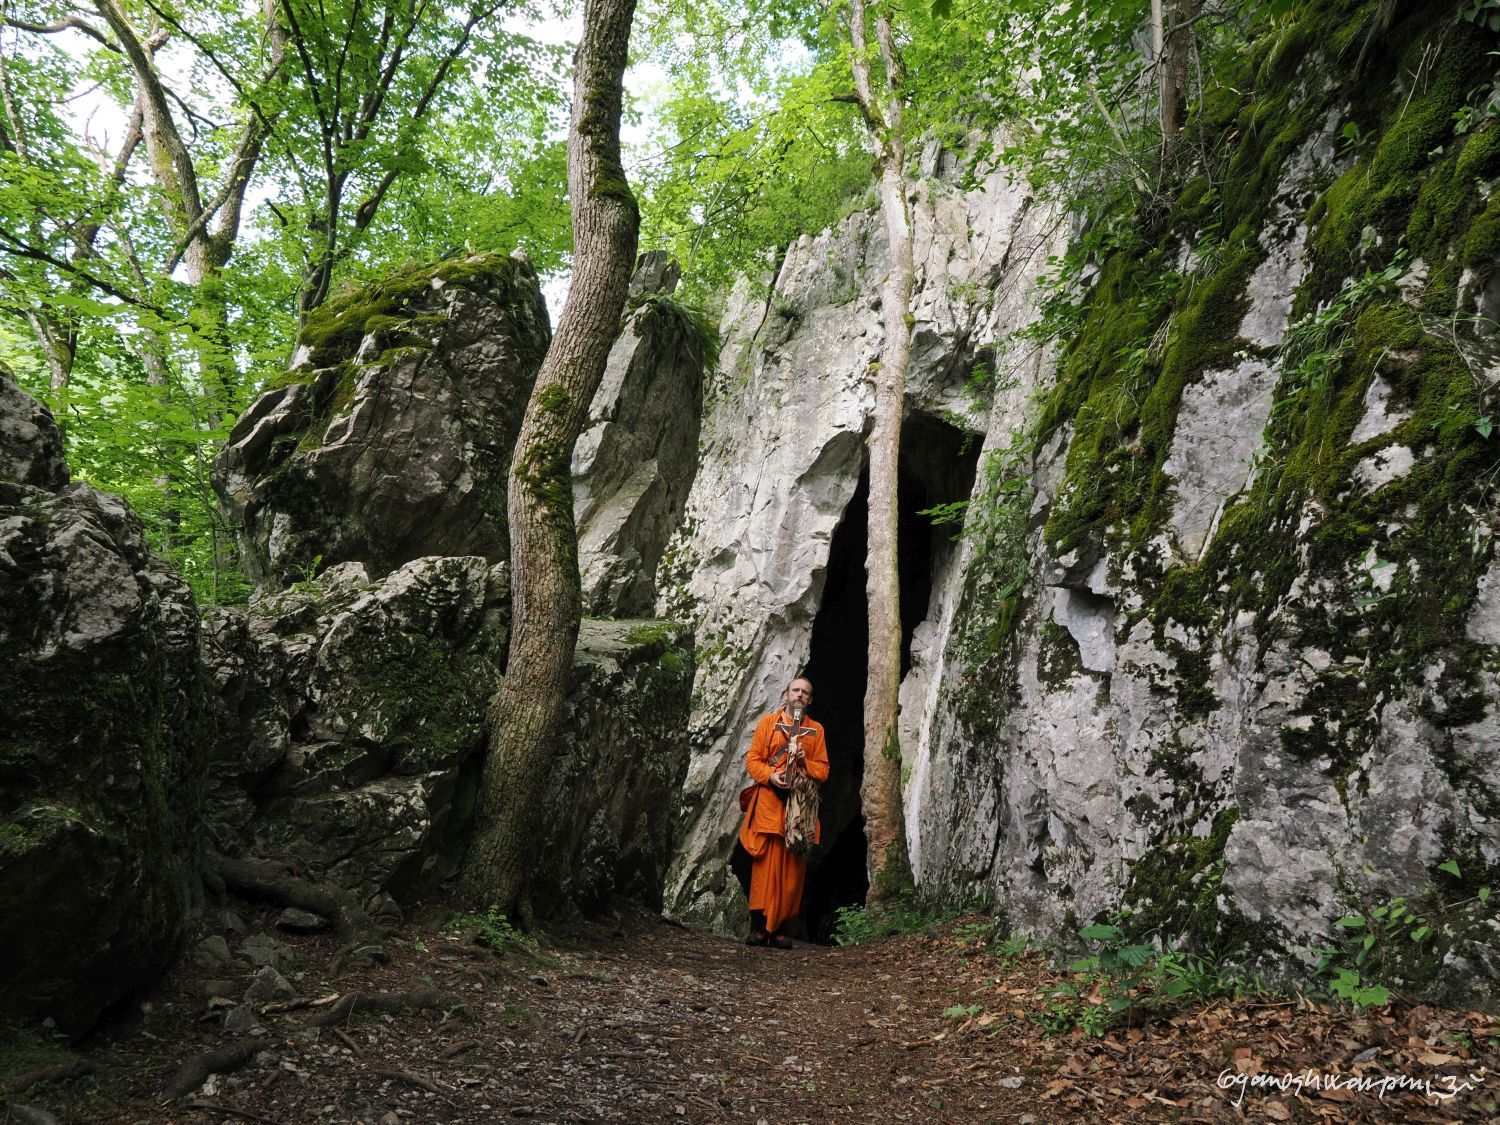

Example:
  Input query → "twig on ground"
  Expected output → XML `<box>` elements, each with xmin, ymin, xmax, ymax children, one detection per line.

<box><xmin>375</xmin><ymin>1067</ymin><xmax>451</xmax><ymax>1097</ymax></box>
<box><xmin>183</xmin><ymin>1102</ymin><xmax>284</xmax><ymax>1124</ymax></box>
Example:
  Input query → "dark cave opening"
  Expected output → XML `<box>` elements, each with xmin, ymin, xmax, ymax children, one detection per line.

<box><xmin>797</xmin><ymin>413</ymin><xmax>982</xmax><ymax>943</ymax></box>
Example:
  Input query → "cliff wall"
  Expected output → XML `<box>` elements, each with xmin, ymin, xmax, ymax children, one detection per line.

<box><xmin>662</xmin><ymin>0</ymin><xmax>1500</xmax><ymax>999</ymax></box>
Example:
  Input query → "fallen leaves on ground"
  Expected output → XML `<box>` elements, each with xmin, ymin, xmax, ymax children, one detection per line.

<box><xmin>10</xmin><ymin>909</ymin><xmax>1497</xmax><ymax>1123</ymax></box>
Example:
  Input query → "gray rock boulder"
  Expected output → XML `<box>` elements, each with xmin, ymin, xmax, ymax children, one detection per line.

<box><xmin>574</xmin><ymin>252</ymin><xmax>706</xmax><ymax>617</ymax></box>
<box><xmin>202</xmin><ymin>556</ymin><xmax>508</xmax><ymax>899</ymax></box>
<box><xmin>202</xmin><ymin>556</ymin><xmax>693</xmax><ymax>916</ymax></box>
<box><xmin>0</xmin><ymin>378</ymin><xmax>209</xmax><ymax>1035</ymax></box>
<box><xmin>214</xmin><ymin>252</ymin><xmax>550</xmax><ymax>591</ymax></box>
<box><xmin>531</xmin><ymin>619</ymin><xmax>695</xmax><ymax>914</ymax></box>
<box><xmin>0</xmin><ymin>364</ymin><xmax>67</xmax><ymax>490</ymax></box>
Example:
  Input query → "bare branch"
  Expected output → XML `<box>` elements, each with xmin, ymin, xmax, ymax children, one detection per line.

<box><xmin>1085</xmin><ymin>78</ymin><xmax>1150</xmax><ymax>194</ymax></box>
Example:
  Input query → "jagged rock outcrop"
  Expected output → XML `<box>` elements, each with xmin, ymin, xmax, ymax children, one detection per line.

<box><xmin>201</xmin><ymin>557</ymin><xmax>509</xmax><ymax>900</ymax></box>
<box><xmin>0</xmin><ymin>368</ymin><xmax>210</xmax><ymax>1035</ymax></box>
<box><xmin>202</xmin><ymin>559</ymin><xmax>693</xmax><ymax>913</ymax></box>
<box><xmin>574</xmin><ymin>252</ymin><xmax>706</xmax><ymax>616</ymax></box>
<box><xmin>530</xmin><ymin>619</ymin><xmax>695</xmax><ymax>913</ymax></box>
<box><xmin>0</xmin><ymin>365</ymin><xmax>68</xmax><ymax>490</ymax></box>
<box><xmin>213</xmin><ymin>252</ymin><xmax>551</xmax><ymax>590</ymax></box>
<box><xmin>904</xmin><ymin>9</ymin><xmax>1500</xmax><ymax>1005</ymax></box>
<box><xmin>658</xmin><ymin>146</ymin><xmax>1064</xmax><ymax>928</ymax></box>
<box><xmin>662</xmin><ymin>8</ymin><xmax>1500</xmax><ymax>1003</ymax></box>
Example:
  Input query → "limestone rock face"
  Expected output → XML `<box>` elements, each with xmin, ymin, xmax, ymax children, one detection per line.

<box><xmin>0</xmin><ymin>378</ymin><xmax>208</xmax><ymax>1035</ymax></box>
<box><xmin>574</xmin><ymin>252</ymin><xmax>706</xmax><ymax>616</ymax></box>
<box><xmin>658</xmin><ymin>148</ymin><xmax>1064</xmax><ymax>928</ymax></box>
<box><xmin>213</xmin><ymin>253</ymin><xmax>550</xmax><ymax>591</ymax></box>
<box><xmin>662</xmin><ymin>13</ymin><xmax>1500</xmax><ymax>1004</ymax></box>
<box><xmin>897</xmin><ymin>49</ymin><xmax>1500</xmax><ymax>1005</ymax></box>
<box><xmin>202</xmin><ymin>561</ymin><xmax>692</xmax><ymax>913</ymax></box>
<box><xmin>531</xmin><ymin>619</ymin><xmax>695</xmax><ymax>914</ymax></box>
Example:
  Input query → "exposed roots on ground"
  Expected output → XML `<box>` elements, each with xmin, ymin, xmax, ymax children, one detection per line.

<box><xmin>25</xmin><ymin>907</ymin><xmax>1500</xmax><ymax>1122</ymax></box>
<box><xmin>208</xmin><ymin>856</ymin><xmax>388</xmax><ymax>966</ymax></box>
<box><xmin>308</xmin><ymin>988</ymin><xmax>469</xmax><ymax>1028</ymax></box>
<box><xmin>162</xmin><ymin>1038</ymin><xmax>260</xmax><ymax>1101</ymax></box>
<box><xmin>4</xmin><ymin>1060</ymin><xmax>94</xmax><ymax>1097</ymax></box>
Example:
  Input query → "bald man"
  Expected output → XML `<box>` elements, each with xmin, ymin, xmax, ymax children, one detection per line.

<box><xmin>737</xmin><ymin>677</ymin><xmax>830</xmax><ymax>948</ymax></box>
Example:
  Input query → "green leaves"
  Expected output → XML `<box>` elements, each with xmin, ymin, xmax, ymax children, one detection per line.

<box><xmin>1</xmin><ymin>0</ymin><xmax>575</xmax><ymax>602</ymax></box>
<box><xmin>1461</xmin><ymin>0</ymin><xmax>1500</xmax><ymax>33</ymax></box>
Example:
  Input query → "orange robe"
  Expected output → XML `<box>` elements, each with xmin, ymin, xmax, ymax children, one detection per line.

<box><xmin>737</xmin><ymin>709</ymin><xmax>830</xmax><ymax>935</ymax></box>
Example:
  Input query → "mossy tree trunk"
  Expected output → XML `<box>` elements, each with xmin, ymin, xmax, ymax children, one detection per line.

<box><xmin>460</xmin><ymin>0</ymin><xmax>640</xmax><ymax>919</ymax></box>
<box><xmin>845</xmin><ymin>0</ymin><xmax>915</xmax><ymax>907</ymax></box>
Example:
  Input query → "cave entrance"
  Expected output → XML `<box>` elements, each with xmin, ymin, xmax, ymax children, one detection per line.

<box><xmin>798</xmin><ymin>413</ymin><xmax>982</xmax><ymax>942</ymax></box>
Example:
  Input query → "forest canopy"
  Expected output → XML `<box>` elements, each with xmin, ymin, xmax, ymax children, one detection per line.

<box><xmin>1</xmin><ymin>0</ymin><xmax>1314</xmax><ymax>599</ymax></box>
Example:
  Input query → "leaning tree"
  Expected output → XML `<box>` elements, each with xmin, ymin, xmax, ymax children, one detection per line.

<box><xmin>461</xmin><ymin>0</ymin><xmax>641</xmax><ymax>919</ymax></box>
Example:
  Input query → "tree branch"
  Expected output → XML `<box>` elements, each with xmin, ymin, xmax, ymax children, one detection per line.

<box><xmin>2</xmin><ymin>15</ymin><xmax>119</xmax><ymax>52</ymax></box>
<box><xmin>93</xmin><ymin>0</ymin><xmax>206</xmax><ymax>245</ymax></box>
<box><xmin>165</xmin><ymin>0</ymin><xmax>289</xmax><ymax>270</ymax></box>
<box><xmin>0</xmin><ymin>233</ymin><xmax>163</xmax><ymax>312</ymax></box>
<box><xmin>842</xmin><ymin>0</ymin><xmax>886</xmax><ymax>137</ymax></box>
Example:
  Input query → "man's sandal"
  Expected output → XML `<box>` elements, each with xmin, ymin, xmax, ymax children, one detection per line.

<box><xmin>769</xmin><ymin>933</ymin><xmax>795</xmax><ymax>950</ymax></box>
<box><xmin>745</xmin><ymin>931</ymin><xmax>769</xmax><ymax>947</ymax></box>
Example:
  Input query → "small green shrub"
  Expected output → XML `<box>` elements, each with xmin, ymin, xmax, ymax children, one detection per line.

<box><xmin>444</xmin><ymin>904</ymin><xmax>523</xmax><ymax>954</ymax></box>
<box><xmin>831</xmin><ymin>900</ymin><xmax>956</xmax><ymax>946</ymax></box>
<box><xmin>1312</xmin><ymin>861</ymin><xmax>1494</xmax><ymax>1009</ymax></box>
<box><xmin>1032</xmin><ymin>912</ymin><xmax>1269</xmax><ymax>1037</ymax></box>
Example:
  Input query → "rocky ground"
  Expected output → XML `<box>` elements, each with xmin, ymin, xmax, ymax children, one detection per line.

<box><xmin>4</xmin><ymin>903</ymin><xmax>1498</xmax><ymax>1124</ymax></box>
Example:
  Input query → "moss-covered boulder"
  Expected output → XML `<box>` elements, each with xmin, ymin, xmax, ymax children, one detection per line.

<box><xmin>202</xmin><ymin>556</ymin><xmax>508</xmax><ymax>900</ymax></box>
<box><xmin>213</xmin><ymin>251</ymin><xmax>551</xmax><ymax>591</ymax></box>
<box><xmin>531</xmin><ymin>619</ymin><xmax>695</xmax><ymax>914</ymax></box>
<box><xmin>202</xmin><ymin>560</ymin><xmax>694</xmax><ymax>916</ymax></box>
<box><xmin>897</xmin><ymin>0</ymin><xmax>1500</xmax><ymax>1004</ymax></box>
<box><xmin>0</xmin><ymin>373</ymin><xmax>209</xmax><ymax>1036</ymax></box>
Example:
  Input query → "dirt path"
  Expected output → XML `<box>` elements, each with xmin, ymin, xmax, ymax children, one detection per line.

<box><xmin>11</xmin><ymin>907</ymin><xmax>1498</xmax><ymax>1123</ymax></box>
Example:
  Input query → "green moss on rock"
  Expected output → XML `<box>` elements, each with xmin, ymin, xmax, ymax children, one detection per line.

<box><xmin>295</xmin><ymin>252</ymin><xmax>525</xmax><ymax>374</ymax></box>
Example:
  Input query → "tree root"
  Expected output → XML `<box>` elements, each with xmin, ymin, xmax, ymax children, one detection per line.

<box><xmin>374</xmin><ymin>1067</ymin><xmax>451</xmax><ymax>1097</ymax></box>
<box><xmin>183</xmin><ymin>1102</ymin><xmax>282</xmax><ymax>1123</ymax></box>
<box><xmin>258</xmin><ymin>992</ymin><xmax>340</xmax><ymax>1015</ymax></box>
<box><xmin>309</xmin><ymin>989</ymin><xmax>469</xmax><ymax>1028</ymax></box>
<box><xmin>162</xmin><ymin>1038</ymin><xmax>260</xmax><ymax>1101</ymax></box>
<box><xmin>4</xmin><ymin>1059</ymin><xmax>94</xmax><ymax>1095</ymax></box>
<box><xmin>209</xmin><ymin>854</ymin><xmax>389</xmax><ymax>964</ymax></box>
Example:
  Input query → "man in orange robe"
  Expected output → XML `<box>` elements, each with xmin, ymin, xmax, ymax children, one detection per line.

<box><xmin>737</xmin><ymin>676</ymin><xmax>830</xmax><ymax>948</ymax></box>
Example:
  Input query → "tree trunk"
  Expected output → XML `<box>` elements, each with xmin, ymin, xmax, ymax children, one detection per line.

<box><xmin>1158</xmin><ymin>0</ymin><xmax>1193</xmax><ymax>162</ymax></box>
<box><xmin>460</xmin><ymin>0</ymin><xmax>639</xmax><ymax>918</ymax></box>
<box><xmin>846</xmin><ymin>0</ymin><xmax>915</xmax><ymax>907</ymax></box>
